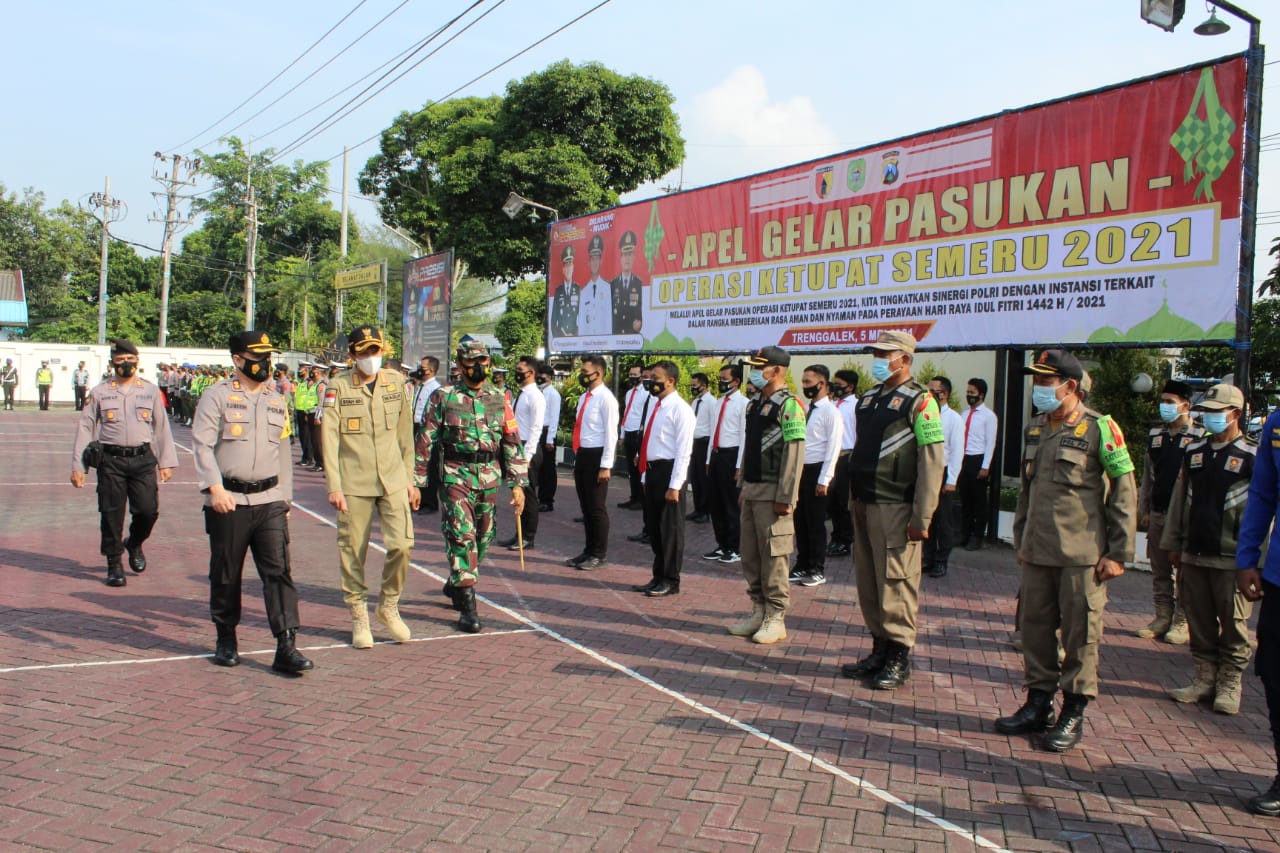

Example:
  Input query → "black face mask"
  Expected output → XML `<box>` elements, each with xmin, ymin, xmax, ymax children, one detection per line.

<box><xmin>802</xmin><ymin>385</ymin><xmax>820</xmax><ymax>399</ymax></box>
<box><xmin>718</xmin><ymin>380</ymin><xmax>732</xmax><ymax>394</ymax></box>
<box><xmin>966</xmin><ymin>394</ymin><xmax>980</xmax><ymax>406</ymax></box>
<box><xmin>691</xmin><ymin>385</ymin><xmax>704</xmax><ymax>396</ymax></box>
<box><xmin>831</xmin><ymin>384</ymin><xmax>850</xmax><ymax>398</ymax></box>
<box><xmin>113</xmin><ymin>362</ymin><xmax>137</xmax><ymax>378</ymax></box>
<box><xmin>241</xmin><ymin>357</ymin><xmax>271</xmax><ymax>383</ymax></box>
<box><xmin>646</xmin><ymin>380</ymin><xmax>666</xmax><ymax>396</ymax></box>
<box><xmin>628</xmin><ymin>376</ymin><xmax>642</xmax><ymax>387</ymax></box>
<box><xmin>464</xmin><ymin>364</ymin><xmax>487</xmax><ymax>383</ymax></box>
<box><xmin>931</xmin><ymin>391</ymin><xmax>945</xmax><ymax>404</ymax></box>
<box><xmin>578</xmin><ymin>373</ymin><xmax>593</xmax><ymax>388</ymax></box>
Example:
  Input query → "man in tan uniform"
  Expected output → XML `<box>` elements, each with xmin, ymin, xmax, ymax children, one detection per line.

<box><xmin>72</xmin><ymin>339</ymin><xmax>178</xmax><ymax>587</ymax></box>
<box><xmin>192</xmin><ymin>331</ymin><xmax>312</xmax><ymax>674</ymax></box>
<box><xmin>839</xmin><ymin>330</ymin><xmax>945</xmax><ymax>690</ymax></box>
<box><xmin>996</xmin><ymin>349</ymin><xmax>1136</xmax><ymax>751</ymax></box>
<box><xmin>321</xmin><ymin>326</ymin><xmax>420</xmax><ymax>649</ymax></box>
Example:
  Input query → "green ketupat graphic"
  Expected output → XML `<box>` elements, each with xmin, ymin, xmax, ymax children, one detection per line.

<box><xmin>1169</xmin><ymin>67</ymin><xmax>1238</xmax><ymax>201</ymax></box>
<box><xmin>643</xmin><ymin>202</ymin><xmax>664</xmax><ymax>270</ymax></box>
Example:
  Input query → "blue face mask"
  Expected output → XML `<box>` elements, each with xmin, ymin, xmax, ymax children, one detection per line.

<box><xmin>1159</xmin><ymin>402</ymin><xmax>1182</xmax><ymax>423</ymax></box>
<box><xmin>871</xmin><ymin>357</ymin><xmax>893</xmax><ymax>383</ymax></box>
<box><xmin>1032</xmin><ymin>384</ymin><xmax>1063</xmax><ymax>414</ymax></box>
<box><xmin>1201</xmin><ymin>412</ymin><xmax>1230</xmax><ymax>435</ymax></box>
<box><xmin>748</xmin><ymin>368</ymin><xmax>767</xmax><ymax>389</ymax></box>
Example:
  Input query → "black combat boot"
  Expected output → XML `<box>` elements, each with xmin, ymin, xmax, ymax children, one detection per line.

<box><xmin>1248</xmin><ymin>776</ymin><xmax>1280</xmax><ymax>817</ymax></box>
<box><xmin>106</xmin><ymin>556</ymin><xmax>126</xmax><ymax>588</ymax></box>
<box><xmin>994</xmin><ymin>688</ymin><xmax>1056</xmax><ymax>734</ymax></box>
<box><xmin>443</xmin><ymin>579</ymin><xmax>461</xmax><ymax>610</ymax></box>
<box><xmin>1042</xmin><ymin>692</ymin><xmax>1089</xmax><ymax>752</ymax></box>
<box><xmin>123</xmin><ymin>537</ymin><xmax>146</xmax><ymax>573</ymax></box>
<box><xmin>271</xmin><ymin>629</ymin><xmax>314</xmax><ymax>674</ymax></box>
<box><xmin>213</xmin><ymin>624</ymin><xmax>239</xmax><ymax>667</ymax></box>
<box><xmin>871</xmin><ymin>642</ymin><xmax>912</xmax><ymax>690</ymax></box>
<box><xmin>456</xmin><ymin>586</ymin><xmax>481</xmax><ymax>634</ymax></box>
<box><xmin>840</xmin><ymin>636</ymin><xmax>887</xmax><ymax>679</ymax></box>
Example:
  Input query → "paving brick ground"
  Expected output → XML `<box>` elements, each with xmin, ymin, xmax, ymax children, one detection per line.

<box><xmin>2</xmin><ymin>407</ymin><xmax>1279</xmax><ymax>851</ymax></box>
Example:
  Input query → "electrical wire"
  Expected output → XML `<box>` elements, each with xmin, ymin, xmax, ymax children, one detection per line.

<box><xmin>166</xmin><ymin>0</ymin><xmax>373</xmax><ymax>153</ymax></box>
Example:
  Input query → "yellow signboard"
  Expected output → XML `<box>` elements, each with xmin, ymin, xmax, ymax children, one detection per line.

<box><xmin>334</xmin><ymin>263</ymin><xmax>382</xmax><ymax>291</ymax></box>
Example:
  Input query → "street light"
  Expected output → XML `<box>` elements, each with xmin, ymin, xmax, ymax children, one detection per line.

<box><xmin>501</xmin><ymin>192</ymin><xmax>559</xmax><ymax>222</ymax></box>
<box><xmin>1142</xmin><ymin>0</ymin><xmax>1264</xmax><ymax>401</ymax></box>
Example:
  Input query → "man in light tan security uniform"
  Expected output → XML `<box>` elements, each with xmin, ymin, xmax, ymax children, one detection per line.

<box><xmin>996</xmin><ymin>348</ymin><xmax>1137</xmax><ymax>752</ymax></box>
<box><xmin>321</xmin><ymin>326</ymin><xmax>420</xmax><ymax>649</ymax></box>
<box><xmin>839</xmin><ymin>330</ymin><xmax>946</xmax><ymax>691</ymax></box>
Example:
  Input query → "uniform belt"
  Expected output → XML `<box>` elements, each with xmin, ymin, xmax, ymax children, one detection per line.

<box><xmin>101</xmin><ymin>443</ymin><xmax>151</xmax><ymax>458</ymax></box>
<box><xmin>222</xmin><ymin>475</ymin><xmax>279</xmax><ymax>494</ymax></box>
<box><xmin>711</xmin><ymin>446</ymin><xmax>739</xmax><ymax>453</ymax></box>
<box><xmin>444</xmin><ymin>450</ymin><xmax>495</xmax><ymax>464</ymax></box>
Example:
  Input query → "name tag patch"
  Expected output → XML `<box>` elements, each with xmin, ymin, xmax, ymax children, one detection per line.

<box><xmin>1060</xmin><ymin>437</ymin><xmax>1089</xmax><ymax>452</ymax></box>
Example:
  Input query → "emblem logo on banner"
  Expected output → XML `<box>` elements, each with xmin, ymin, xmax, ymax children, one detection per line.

<box><xmin>815</xmin><ymin>166</ymin><xmax>833</xmax><ymax>199</ymax></box>
<box><xmin>847</xmin><ymin>158</ymin><xmax>866</xmax><ymax>192</ymax></box>
<box><xmin>882</xmin><ymin>150</ymin><xmax>901</xmax><ymax>185</ymax></box>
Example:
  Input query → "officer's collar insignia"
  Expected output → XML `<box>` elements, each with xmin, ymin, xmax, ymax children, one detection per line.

<box><xmin>1074</xmin><ymin>421</ymin><xmax>1088</xmax><ymax>437</ymax></box>
<box><xmin>387</xmin><ymin>384</ymin><xmax>396</xmax><ymax>392</ymax></box>
<box><xmin>233</xmin><ymin>380</ymin><xmax>242</xmax><ymax>390</ymax></box>
<box><xmin>1029</xmin><ymin>427</ymin><xmax>1041</xmax><ymax>436</ymax></box>
<box><xmin>110</xmin><ymin>381</ymin><xmax>117</xmax><ymax>388</ymax></box>
<box><xmin>1066</xmin><ymin>410</ymin><xmax>1082</xmax><ymax>426</ymax></box>
<box><xmin>135</xmin><ymin>380</ymin><xmax>143</xmax><ymax>387</ymax></box>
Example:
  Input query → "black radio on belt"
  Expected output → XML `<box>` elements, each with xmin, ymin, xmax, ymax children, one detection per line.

<box><xmin>222</xmin><ymin>475</ymin><xmax>280</xmax><ymax>494</ymax></box>
<box><xmin>101</xmin><ymin>443</ymin><xmax>151</xmax><ymax>458</ymax></box>
<box><xmin>444</xmin><ymin>450</ymin><xmax>495</xmax><ymax>464</ymax></box>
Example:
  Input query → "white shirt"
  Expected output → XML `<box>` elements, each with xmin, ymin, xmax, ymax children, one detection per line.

<box><xmin>802</xmin><ymin>396</ymin><xmax>843</xmax><ymax>486</ymax></box>
<box><xmin>691</xmin><ymin>391</ymin><xmax>716</xmax><ymax>439</ymax></box>
<box><xmin>514</xmin><ymin>382</ymin><xmax>546</xmax><ymax>460</ymax></box>
<box><xmin>834</xmin><ymin>394</ymin><xmax>858</xmax><ymax>451</ymax></box>
<box><xmin>962</xmin><ymin>404</ymin><xmax>999</xmax><ymax>469</ymax></box>
<box><xmin>541</xmin><ymin>383</ymin><xmax>562</xmax><ymax>445</ymax></box>
<box><xmin>709</xmin><ymin>391</ymin><xmax>748</xmax><ymax>463</ymax></box>
<box><xmin>621</xmin><ymin>384</ymin><xmax>653</xmax><ymax>434</ymax></box>
<box><xmin>639</xmin><ymin>393</ymin><xmax>696</xmax><ymax>490</ymax></box>
<box><xmin>413</xmin><ymin>376</ymin><xmax>440</xmax><ymax>424</ymax></box>
<box><xmin>574</xmin><ymin>384</ymin><xmax>619</xmax><ymax>468</ymax></box>
<box><xmin>577</xmin><ymin>276</ymin><xmax>613</xmax><ymax>336</ymax></box>
<box><xmin>941</xmin><ymin>404</ymin><xmax>965</xmax><ymax>486</ymax></box>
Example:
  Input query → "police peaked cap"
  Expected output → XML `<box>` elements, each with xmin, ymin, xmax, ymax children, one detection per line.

<box><xmin>112</xmin><ymin>339</ymin><xmax>139</xmax><ymax>357</ymax></box>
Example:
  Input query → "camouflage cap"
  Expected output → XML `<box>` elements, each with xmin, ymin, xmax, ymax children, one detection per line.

<box><xmin>456</xmin><ymin>339</ymin><xmax>490</xmax><ymax>360</ymax></box>
<box><xmin>1195</xmin><ymin>383</ymin><xmax>1244</xmax><ymax>411</ymax></box>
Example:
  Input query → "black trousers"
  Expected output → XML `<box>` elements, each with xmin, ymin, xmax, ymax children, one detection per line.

<box><xmin>622</xmin><ymin>431</ymin><xmax>643</xmax><ymax>504</ymax></box>
<box><xmin>518</xmin><ymin>443</ymin><xmax>542</xmax><ymax>540</ymax></box>
<box><xmin>423</xmin><ymin>433</ymin><xmax>442</xmax><ymax>510</ymax></box>
<box><xmin>828</xmin><ymin>450</ymin><xmax>854</xmax><ymax>545</ymax></box>
<box><xmin>795</xmin><ymin>462</ymin><xmax>830</xmax><ymax>574</ymax></box>
<box><xmin>74</xmin><ymin>386</ymin><xmax>88</xmax><ymax>410</ymax></box>
<box><xmin>204</xmin><ymin>501</ymin><xmax>300</xmax><ymax>636</ymax></box>
<box><xmin>689</xmin><ymin>437</ymin><xmax>711</xmax><ymax>515</ymax></box>
<box><xmin>574</xmin><ymin>447</ymin><xmax>610</xmax><ymax>558</ymax></box>
<box><xmin>1258</xmin><ymin>580</ymin><xmax>1280</xmax><ymax>774</ymax></box>
<box><xmin>643</xmin><ymin>459</ymin><xmax>685</xmax><ymax>585</ymax></box>
<box><xmin>295</xmin><ymin>411</ymin><xmax>314</xmax><ymax>462</ymax></box>
<box><xmin>538</xmin><ymin>427</ymin><xmax>558</xmax><ymax>506</ymax></box>
<box><xmin>924</xmin><ymin>489</ymin><xmax>957</xmax><ymax>565</ymax></box>
<box><xmin>96</xmin><ymin>451</ymin><xmax>159</xmax><ymax>557</ymax></box>
<box><xmin>37</xmin><ymin>385</ymin><xmax>50</xmax><ymax>410</ymax></box>
<box><xmin>958</xmin><ymin>454</ymin><xmax>990</xmax><ymax>541</ymax></box>
<box><xmin>708</xmin><ymin>447</ymin><xmax>741</xmax><ymax>552</ymax></box>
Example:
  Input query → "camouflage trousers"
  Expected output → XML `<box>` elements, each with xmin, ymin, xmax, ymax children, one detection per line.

<box><xmin>441</xmin><ymin>481</ymin><xmax>498</xmax><ymax>587</ymax></box>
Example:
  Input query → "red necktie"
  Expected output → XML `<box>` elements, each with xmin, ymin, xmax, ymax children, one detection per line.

<box><xmin>573</xmin><ymin>390</ymin><xmax>592</xmax><ymax>452</ymax></box>
<box><xmin>622</xmin><ymin>386</ymin><xmax>638</xmax><ymax>427</ymax></box>
<box><xmin>712</xmin><ymin>397</ymin><xmax>729</xmax><ymax>450</ymax></box>
<box><xmin>638</xmin><ymin>400</ymin><xmax>663</xmax><ymax>474</ymax></box>
<box><xmin>965</xmin><ymin>408</ymin><xmax>976</xmax><ymax>452</ymax></box>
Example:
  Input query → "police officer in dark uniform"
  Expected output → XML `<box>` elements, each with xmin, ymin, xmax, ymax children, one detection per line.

<box><xmin>192</xmin><ymin>331</ymin><xmax>313</xmax><ymax>674</ymax></box>
<box><xmin>550</xmin><ymin>245</ymin><xmax>580</xmax><ymax>338</ymax></box>
<box><xmin>71</xmin><ymin>339</ymin><xmax>178</xmax><ymax>587</ymax></box>
<box><xmin>612</xmin><ymin>230</ymin><xmax>644</xmax><ymax>335</ymax></box>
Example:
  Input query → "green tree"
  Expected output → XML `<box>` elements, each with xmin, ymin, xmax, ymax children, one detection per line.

<box><xmin>495</xmin><ymin>278</ymin><xmax>547</xmax><ymax>360</ymax></box>
<box><xmin>1079</xmin><ymin>347</ymin><xmax>1161</xmax><ymax>483</ymax></box>
<box><xmin>359</xmin><ymin>61</ymin><xmax>684</xmax><ymax>281</ymax></box>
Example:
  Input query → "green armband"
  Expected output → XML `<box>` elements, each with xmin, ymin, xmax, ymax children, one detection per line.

<box><xmin>1097</xmin><ymin>415</ymin><xmax>1136</xmax><ymax>477</ymax></box>
<box><xmin>780</xmin><ymin>397</ymin><xmax>806</xmax><ymax>441</ymax></box>
<box><xmin>912</xmin><ymin>394</ymin><xmax>944</xmax><ymax>445</ymax></box>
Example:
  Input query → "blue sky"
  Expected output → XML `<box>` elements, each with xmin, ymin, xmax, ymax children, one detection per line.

<box><xmin>3</xmin><ymin>0</ymin><xmax>1275</xmax><ymax>285</ymax></box>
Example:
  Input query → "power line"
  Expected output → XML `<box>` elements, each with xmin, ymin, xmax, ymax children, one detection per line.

<box><xmin>271</xmin><ymin>0</ymin><xmax>494</xmax><ymax>161</ymax></box>
<box><xmin>166</xmin><ymin>0</ymin><xmax>373</xmax><ymax>153</ymax></box>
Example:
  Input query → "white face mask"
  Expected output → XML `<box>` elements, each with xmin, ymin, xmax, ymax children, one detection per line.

<box><xmin>356</xmin><ymin>355</ymin><xmax>382</xmax><ymax>376</ymax></box>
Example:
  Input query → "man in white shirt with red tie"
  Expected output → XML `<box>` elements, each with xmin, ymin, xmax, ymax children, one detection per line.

<box><xmin>619</xmin><ymin>363</ymin><xmax>654</xmax><ymax>513</ymax></box>
<box><xmin>567</xmin><ymin>355</ymin><xmax>619</xmax><ymax>571</ymax></box>
<box><xmin>705</xmin><ymin>364</ymin><xmax>749</xmax><ymax>564</ymax></box>
<box><xmin>924</xmin><ymin>376</ymin><xmax>965</xmax><ymax>578</ymax></box>
<box><xmin>687</xmin><ymin>373</ymin><xmax>715</xmax><ymax>524</ymax></box>
<box><xmin>959</xmin><ymin>377</ymin><xmax>999</xmax><ymax>550</ymax></box>
<box><xmin>631</xmin><ymin>360</ymin><xmax>695</xmax><ymax>597</ymax></box>
<box><xmin>791</xmin><ymin>365</ymin><xmax>843</xmax><ymax>588</ymax></box>
<box><xmin>827</xmin><ymin>370</ymin><xmax>860</xmax><ymax>557</ymax></box>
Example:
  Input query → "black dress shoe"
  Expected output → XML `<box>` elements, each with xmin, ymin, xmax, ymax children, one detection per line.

<box><xmin>1249</xmin><ymin>776</ymin><xmax>1280</xmax><ymax>817</ymax></box>
<box><xmin>538</xmin><ymin>503</ymin><xmax>553</xmax><ymax>513</ymax></box>
<box><xmin>627</xmin><ymin>532</ymin><xmax>651</xmax><ymax>544</ymax></box>
<box><xmin>646</xmin><ymin>582</ymin><xmax>679</xmax><ymax>597</ymax></box>
<box><xmin>565</xmin><ymin>553</ymin><xmax>589</xmax><ymax>567</ymax></box>
<box><xmin>497</xmin><ymin>535</ymin><xmax>518</xmax><ymax>548</ymax></box>
<box><xmin>576</xmin><ymin>557</ymin><xmax>608</xmax><ymax>571</ymax></box>
<box><xmin>106</xmin><ymin>558</ymin><xmax>126</xmax><ymax>587</ymax></box>
<box><xmin>123</xmin><ymin>538</ymin><xmax>146</xmax><ymax>573</ymax></box>
<box><xmin>506</xmin><ymin>539</ymin><xmax>534</xmax><ymax>551</ymax></box>
<box><xmin>633</xmin><ymin>579</ymin><xmax>660</xmax><ymax>592</ymax></box>
<box><xmin>213</xmin><ymin>626</ymin><xmax>239</xmax><ymax>667</ymax></box>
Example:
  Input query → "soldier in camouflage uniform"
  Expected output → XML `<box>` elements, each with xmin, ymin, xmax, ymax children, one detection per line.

<box><xmin>414</xmin><ymin>340</ymin><xmax>529</xmax><ymax>633</ymax></box>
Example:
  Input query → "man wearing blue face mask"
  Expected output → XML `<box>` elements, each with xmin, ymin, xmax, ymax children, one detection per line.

<box><xmin>996</xmin><ymin>348</ymin><xmax>1137</xmax><ymax>752</ymax></box>
<box><xmin>1137</xmin><ymin>379</ymin><xmax>1202</xmax><ymax>644</ymax></box>
<box><xmin>840</xmin><ymin>330</ymin><xmax>946</xmax><ymax>690</ymax></box>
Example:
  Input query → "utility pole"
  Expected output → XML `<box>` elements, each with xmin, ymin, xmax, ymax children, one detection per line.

<box><xmin>244</xmin><ymin>138</ymin><xmax>258</xmax><ymax>328</ymax></box>
<box><xmin>339</xmin><ymin>146</ymin><xmax>350</xmax><ymax>258</ymax></box>
<box><xmin>85</xmin><ymin>178</ymin><xmax>126</xmax><ymax>345</ymax></box>
<box><xmin>150</xmin><ymin>153</ymin><xmax>199</xmax><ymax>347</ymax></box>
